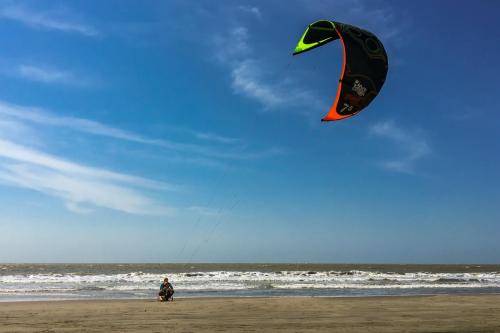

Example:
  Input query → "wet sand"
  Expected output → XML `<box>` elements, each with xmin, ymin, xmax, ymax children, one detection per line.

<box><xmin>1</xmin><ymin>295</ymin><xmax>500</xmax><ymax>332</ymax></box>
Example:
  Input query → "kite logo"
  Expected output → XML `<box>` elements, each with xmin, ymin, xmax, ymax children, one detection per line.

<box><xmin>352</xmin><ymin>80</ymin><xmax>367</xmax><ymax>97</ymax></box>
<box><xmin>340</xmin><ymin>103</ymin><xmax>354</xmax><ymax>114</ymax></box>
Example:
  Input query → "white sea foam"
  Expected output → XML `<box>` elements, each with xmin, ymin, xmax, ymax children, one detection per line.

<box><xmin>1</xmin><ymin>270</ymin><xmax>500</xmax><ymax>297</ymax></box>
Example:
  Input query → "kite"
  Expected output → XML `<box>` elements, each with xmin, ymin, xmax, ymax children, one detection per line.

<box><xmin>293</xmin><ymin>20</ymin><xmax>388</xmax><ymax>121</ymax></box>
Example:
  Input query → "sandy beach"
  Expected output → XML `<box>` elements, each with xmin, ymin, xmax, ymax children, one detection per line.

<box><xmin>1</xmin><ymin>295</ymin><xmax>500</xmax><ymax>332</ymax></box>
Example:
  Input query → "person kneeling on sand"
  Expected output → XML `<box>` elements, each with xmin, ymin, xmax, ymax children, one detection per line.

<box><xmin>158</xmin><ymin>277</ymin><xmax>174</xmax><ymax>302</ymax></box>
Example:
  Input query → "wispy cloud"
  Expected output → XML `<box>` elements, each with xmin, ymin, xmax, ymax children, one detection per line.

<box><xmin>16</xmin><ymin>64</ymin><xmax>93</xmax><ymax>87</ymax></box>
<box><xmin>370</xmin><ymin>120</ymin><xmax>431</xmax><ymax>174</ymax></box>
<box><xmin>0</xmin><ymin>118</ymin><xmax>39</xmax><ymax>144</ymax></box>
<box><xmin>231</xmin><ymin>60</ymin><xmax>285</xmax><ymax>109</ymax></box>
<box><xmin>0</xmin><ymin>4</ymin><xmax>98</xmax><ymax>37</ymax></box>
<box><xmin>0</xmin><ymin>100</ymin><xmax>278</xmax><ymax>215</ymax></box>
<box><xmin>0</xmin><ymin>139</ymin><xmax>174</xmax><ymax>215</ymax></box>
<box><xmin>238</xmin><ymin>5</ymin><xmax>262</xmax><ymax>19</ymax></box>
<box><xmin>193</xmin><ymin>132</ymin><xmax>239</xmax><ymax>145</ymax></box>
<box><xmin>18</xmin><ymin>65</ymin><xmax>71</xmax><ymax>84</ymax></box>
<box><xmin>0</xmin><ymin>100</ymin><xmax>280</xmax><ymax>161</ymax></box>
<box><xmin>231</xmin><ymin>59</ymin><xmax>323</xmax><ymax>114</ymax></box>
<box><xmin>213</xmin><ymin>25</ymin><xmax>325</xmax><ymax>115</ymax></box>
<box><xmin>165</xmin><ymin>126</ymin><xmax>240</xmax><ymax>145</ymax></box>
<box><xmin>213</xmin><ymin>26</ymin><xmax>251</xmax><ymax>63</ymax></box>
<box><xmin>0</xmin><ymin>139</ymin><xmax>175</xmax><ymax>191</ymax></box>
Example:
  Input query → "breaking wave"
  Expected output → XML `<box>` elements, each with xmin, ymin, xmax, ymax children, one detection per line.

<box><xmin>2</xmin><ymin>270</ymin><xmax>500</xmax><ymax>300</ymax></box>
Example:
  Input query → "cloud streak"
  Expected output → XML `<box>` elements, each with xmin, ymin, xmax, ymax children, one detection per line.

<box><xmin>16</xmin><ymin>64</ymin><xmax>94</xmax><ymax>87</ymax></box>
<box><xmin>230</xmin><ymin>59</ymin><xmax>324</xmax><ymax>114</ymax></box>
<box><xmin>238</xmin><ymin>6</ymin><xmax>262</xmax><ymax>19</ymax></box>
<box><xmin>193</xmin><ymin>131</ymin><xmax>239</xmax><ymax>145</ymax></box>
<box><xmin>212</xmin><ymin>22</ymin><xmax>326</xmax><ymax>115</ymax></box>
<box><xmin>231</xmin><ymin>60</ymin><xmax>285</xmax><ymax>109</ymax></box>
<box><xmin>0</xmin><ymin>100</ymin><xmax>279</xmax><ymax>161</ymax></box>
<box><xmin>0</xmin><ymin>139</ymin><xmax>174</xmax><ymax>215</ymax></box>
<box><xmin>370</xmin><ymin>120</ymin><xmax>431</xmax><ymax>174</ymax></box>
<box><xmin>0</xmin><ymin>4</ymin><xmax>98</xmax><ymax>37</ymax></box>
<box><xmin>164</xmin><ymin>125</ymin><xmax>240</xmax><ymax>145</ymax></box>
<box><xmin>0</xmin><ymin>139</ymin><xmax>174</xmax><ymax>191</ymax></box>
<box><xmin>0</xmin><ymin>100</ymin><xmax>274</xmax><ymax>215</ymax></box>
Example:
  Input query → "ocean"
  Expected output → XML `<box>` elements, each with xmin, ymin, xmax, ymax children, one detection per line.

<box><xmin>1</xmin><ymin>263</ymin><xmax>500</xmax><ymax>302</ymax></box>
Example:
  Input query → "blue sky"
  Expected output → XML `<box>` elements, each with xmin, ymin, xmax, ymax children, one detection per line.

<box><xmin>0</xmin><ymin>0</ymin><xmax>499</xmax><ymax>263</ymax></box>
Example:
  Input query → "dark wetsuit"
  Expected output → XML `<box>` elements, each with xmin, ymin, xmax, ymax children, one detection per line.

<box><xmin>159</xmin><ymin>282</ymin><xmax>174</xmax><ymax>301</ymax></box>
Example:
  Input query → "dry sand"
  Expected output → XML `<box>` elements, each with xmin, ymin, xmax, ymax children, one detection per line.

<box><xmin>1</xmin><ymin>295</ymin><xmax>500</xmax><ymax>332</ymax></box>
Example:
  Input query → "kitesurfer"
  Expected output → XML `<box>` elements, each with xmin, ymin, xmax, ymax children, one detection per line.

<box><xmin>158</xmin><ymin>277</ymin><xmax>174</xmax><ymax>301</ymax></box>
